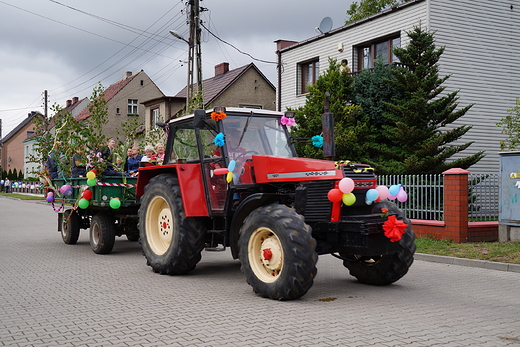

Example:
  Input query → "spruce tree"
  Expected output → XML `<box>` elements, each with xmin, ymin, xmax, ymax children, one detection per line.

<box><xmin>370</xmin><ymin>26</ymin><xmax>484</xmax><ymax>174</ymax></box>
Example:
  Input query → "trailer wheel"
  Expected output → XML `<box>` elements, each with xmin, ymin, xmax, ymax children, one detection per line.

<box><xmin>342</xmin><ymin>201</ymin><xmax>416</xmax><ymax>285</ymax></box>
<box><xmin>238</xmin><ymin>203</ymin><xmax>318</xmax><ymax>300</ymax></box>
<box><xmin>62</xmin><ymin>209</ymin><xmax>80</xmax><ymax>244</ymax></box>
<box><xmin>90</xmin><ymin>213</ymin><xmax>116</xmax><ymax>254</ymax></box>
<box><xmin>139</xmin><ymin>174</ymin><xmax>206</xmax><ymax>275</ymax></box>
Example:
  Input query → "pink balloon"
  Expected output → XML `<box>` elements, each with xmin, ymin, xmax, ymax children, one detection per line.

<box><xmin>338</xmin><ymin>177</ymin><xmax>355</xmax><ymax>193</ymax></box>
<box><xmin>397</xmin><ymin>187</ymin><xmax>408</xmax><ymax>202</ymax></box>
<box><xmin>388</xmin><ymin>193</ymin><xmax>397</xmax><ymax>200</ymax></box>
<box><xmin>375</xmin><ymin>185</ymin><xmax>389</xmax><ymax>200</ymax></box>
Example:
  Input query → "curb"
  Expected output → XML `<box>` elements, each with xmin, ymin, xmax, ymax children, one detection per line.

<box><xmin>415</xmin><ymin>253</ymin><xmax>520</xmax><ymax>273</ymax></box>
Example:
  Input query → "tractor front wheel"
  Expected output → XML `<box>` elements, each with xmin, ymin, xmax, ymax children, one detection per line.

<box><xmin>238</xmin><ymin>203</ymin><xmax>318</xmax><ymax>300</ymax></box>
<box><xmin>342</xmin><ymin>201</ymin><xmax>416</xmax><ymax>285</ymax></box>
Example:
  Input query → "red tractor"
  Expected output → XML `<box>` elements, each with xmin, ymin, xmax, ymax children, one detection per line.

<box><xmin>136</xmin><ymin>107</ymin><xmax>415</xmax><ymax>300</ymax></box>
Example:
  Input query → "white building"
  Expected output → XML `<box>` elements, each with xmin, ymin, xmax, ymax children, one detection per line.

<box><xmin>276</xmin><ymin>0</ymin><xmax>520</xmax><ymax>173</ymax></box>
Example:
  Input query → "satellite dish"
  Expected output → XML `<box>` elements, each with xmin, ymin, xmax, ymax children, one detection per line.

<box><xmin>316</xmin><ymin>17</ymin><xmax>333</xmax><ymax>34</ymax></box>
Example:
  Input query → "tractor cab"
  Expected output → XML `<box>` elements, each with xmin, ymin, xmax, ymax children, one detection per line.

<box><xmin>164</xmin><ymin>107</ymin><xmax>296</xmax><ymax>213</ymax></box>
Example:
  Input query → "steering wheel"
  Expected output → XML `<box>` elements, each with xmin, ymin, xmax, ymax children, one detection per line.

<box><xmin>233</xmin><ymin>150</ymin><xmax>259</xmax><ymax>161</ymax></box>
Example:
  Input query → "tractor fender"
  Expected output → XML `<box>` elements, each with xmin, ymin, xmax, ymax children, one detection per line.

<box><xmin>229</xmin><ymin>193</ymin><xmax>284</xmax><ymax>259</ymax></box>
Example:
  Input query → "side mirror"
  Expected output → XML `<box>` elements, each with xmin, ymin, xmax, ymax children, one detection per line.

<box><xmin>193</xmin><ymin>109</ymin><xmax>206</xmax><ymax>128</ymax></box>
<box><xmin>321</xmin><ymin>112</ymin><xmax>335</xmax><ymax>160</ymax></box>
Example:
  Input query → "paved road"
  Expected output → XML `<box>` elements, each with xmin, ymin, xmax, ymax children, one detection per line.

<box><xmin>1</xmin><ymin>196</ymin><xmax>519</xmax><ymax>347</ymax></box>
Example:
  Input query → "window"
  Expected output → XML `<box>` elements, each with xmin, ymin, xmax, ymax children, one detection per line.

<box><xmin>150</xmin><ymin>108</ymin><xmax>160</xmax><ymax>129</ymax></box>
<box><xmin>128</xmin><ymin>99</ymin><xmax>138</xmax><ymax>115</ymax></box>
<box><xmin>357</xmin><ymin>35</ymin><xmax>400</xmax><ymax>71</ymax></box>
<box><xmin>299</xmin><ymin>59</ymin><xmax>319</xmax><ymax>94</ymax></box>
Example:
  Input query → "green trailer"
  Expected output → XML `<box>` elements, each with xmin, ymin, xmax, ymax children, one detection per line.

<box><xmin>51</xmin><ymin>176</ymin><xmax>139</xmax><ymax>254</ymax></box>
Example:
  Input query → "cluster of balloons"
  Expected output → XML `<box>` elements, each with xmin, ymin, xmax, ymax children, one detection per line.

<box><xmin>86</xmin><ymin>170</ymin><xmax>97</xmax><ymax>187</ymax></box>
<box><xmin>327</xmin><ymin>179</ymin><xmax>408</xmax><ymax>205</ymax></box>
<box><xmin>2</xmin><ymin>181</ymin><xmax>40</xmax><ymax>189</ymax></box>
<box><xmin>78</xmin><ymin>187</ymin><xmax>93</xmax><ymax>209</ymax></box>
<box><xmin>213</xmin><ymin>159</ymin><xmax>236</xmax><ymax>183</ymax></box>
<box><xmin>327</xmin><ymin>177</ymin><xmax>356</xmax><ymax>206</ymax></box>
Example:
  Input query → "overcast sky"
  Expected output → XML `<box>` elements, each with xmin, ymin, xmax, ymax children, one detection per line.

<box><xmin>0</xmin><ymin>0</ymin><xmax>354</xmax><ymax>136</ymax></box>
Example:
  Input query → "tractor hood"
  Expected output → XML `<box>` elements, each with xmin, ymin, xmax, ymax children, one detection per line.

<box><xmin>251</xmin><ymin>155</ymin><xmax>344</xmax><ymax>183</ymax></box>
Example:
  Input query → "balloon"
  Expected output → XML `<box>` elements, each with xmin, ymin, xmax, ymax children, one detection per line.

<box><xmin>366</xmin><ymin>188</ymin><xmax>379</xmax><ymax>201</ymax></box>
<box><xmin>86</xmin><ymin>171</ymin><xmax>96</xmax><ymax>180</ymax></box>
<box><xmin>214</xmin><ymin>168</ymin><xmax>229</xmax><ymax>175</ymax></box>
<box><xmin>327</xmin><ymin>188</ymin><xmax>343</xmax><ymax>202</ymax></box>
<box><xmin>46</xmin><ymin>195</ymin><xmax>54</xmax><ymax>203</ymax></box>
<box><xmin>342</xmin><ymin>192</ymin><xmax>356</xmax><ymax>206</ymax></box>
<box><xmin>87</xmin><ymin>178</ymin><xmax>97</xmax><ymax>186</ymax></box>
<box><xmin>375</xmin><ymin>185</ymin><xmax>390</xmax><ymax>200</ymax></box>
<box><xmin>227</xmin><ymin>160</ymin><xmax>236</xmax><ymax>172</ymax></box>
<box><xmin>226</xmin><ymin>171</ymin><xmax>234</xmax><ymax>183</ymax></box>
<box><xmin>389</xmin><ymin>184</ymin><xmax>401</xmax><ymax>195</ymax></box>
<box><xmin>397</xmin><ymin>187</ymin><xmax>408</xmax><ymax>202</ymax></box>
<box><xmin>60</xmin><ymin>184</ymin><xmax>72</xmax><ymax>196</ymax></box>
<box><xmin>109</xmin><ymin>198</ymin><xmax>121</xmax><ymax>209</ymax></box>
<box><xmin>78</xmin><ymin>198</ymin><xmax>90</xmax><ymax>209</ymax></box>
<box><xmin>388</xmin><ymin>193</ymin><xmax>397</xmax><ymax>200</ymax></box>
<box><xmin>82</xmin><ymin>189</ymin><xmax>93</xmax><ymax>200</ymax></box>
<box><xmin>338</xmin><ymin>177</ymin><xmax>355</xmax><ymax>194</ymax></box>
<box><xmin>22</xmin><ymin>184</ymin><xmax>26</xmax><ymax>188</ymax></box>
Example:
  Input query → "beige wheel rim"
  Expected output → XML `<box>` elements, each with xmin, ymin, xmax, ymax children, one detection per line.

<box><xmin>146</xmin><ymin>196</ymin><xmax>173</xmax><ymax>255</ymax></box>
<box><xmin>248</xmin><ymin>227</ymin><xmax>283</xmax><ymax>283</ymax></box>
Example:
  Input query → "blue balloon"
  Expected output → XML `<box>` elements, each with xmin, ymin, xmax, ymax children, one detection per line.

<box><xmin>389</xmin><ymin>184</ymin><xmax>401</xmax><ymax>195</ymax></box>
<box><xmin>366</xmin><ymin>188</ymin><xmax>379</xmax><ymax>201</ymax></box>
<box><xmin>228</xmin><ymin>160</ymin><xmax>236</xmax><ymax>172</ymax></box>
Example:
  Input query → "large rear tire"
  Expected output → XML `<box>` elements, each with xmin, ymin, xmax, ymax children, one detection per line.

<box><xmin>62</xmin><ymin>209</ymin><xmax>80</xmax><ymax>245</ymax></box>
<box><xmin>139</xmin><ymin>174</ymin><xmax>206</xmax><ymax>275</ymax></box>
<box><xmin>238</xmin><ymin>203</ymin><xmax>318</xmax><ymax>300</ymax></box>
<box><xmin>90</xmin><ymin>213</ymin><xmax>116</xmax><ymax>254</ymax></box>
<box><xmin>342</xmin><ymin>200</ymin><xmax>416</xmax><ymax>285</ymax></box>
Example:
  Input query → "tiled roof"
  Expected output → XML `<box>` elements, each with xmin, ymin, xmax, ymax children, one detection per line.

<box><xmin>175</xmin><ymin>63</ymin><xmax>268</xmax><ymax>105</ymax></box>
<box><xmin>75</xmin><ymin>73</ymin><xmax>139</xmax><ymax>120</ymax></box>
<box><xmin>1</xmin><ymin>111</ymin><xmax>42</xmax><ymax>143</ymax></box>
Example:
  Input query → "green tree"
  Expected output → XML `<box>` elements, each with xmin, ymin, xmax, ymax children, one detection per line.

<box><xmin>497</xmin><ymin>98</ymin><xmax>520</xmax><ymax>151</ymax></box>
<box><xmin>370</xmin><ymin>26</ymin><xmax>484</xmax><ymax>174</ymax></box>
<box><xmin>290</xmin><ymin>58</ymin><xmax>365</xmax><ymax>161</ymax></box>
<box><xmin>346</xmin><ymin>0</ymin><xmax>403</xmax><ymax>24</ymax></box>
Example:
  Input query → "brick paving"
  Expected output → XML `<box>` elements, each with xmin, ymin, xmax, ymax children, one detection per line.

<box><xmin>1</xmin><ymin>196</ymin><xmax>520</xmax><ymax>346</ymax></box>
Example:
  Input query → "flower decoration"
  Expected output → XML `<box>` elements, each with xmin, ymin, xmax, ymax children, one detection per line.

<box><xmin>86</xmin><ymin>150</ymin><xmax>104</xmax><ymax>171</ymax></box>
<box><xmin>312</xmin><ymin>135</ymin><xmax>324</xmax><ymax>148</ymax></box>
<box><xmin>280</xmin><ymin>115</ymin><xmax>296</xmax><ymax>127</ymax></box>
<box><xmin>382</xmin><ymin>215</ymin><xmax>408</xmax><ymax>242</ymax></box>
<box><xmin>214</xmin><ymin>133</ymin><xmax>225</xmax><ymax>147</ymax></box>
<box><xmin>211</xmin><ymin>112</ymin><xmax>227</xmax><ymax>121</ymax></box>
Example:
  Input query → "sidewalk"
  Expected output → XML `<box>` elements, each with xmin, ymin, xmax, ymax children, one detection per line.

<box><xmin>415</xmin><ymin>253</ymin><xmax>520</xmax><ymax>273</ymax></box>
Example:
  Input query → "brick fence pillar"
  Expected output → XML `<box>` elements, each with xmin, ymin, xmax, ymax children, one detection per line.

<box><xmin>443</xmin><ymin>168</ymin><xmax>469</xmax><ymax>243</ymax></box>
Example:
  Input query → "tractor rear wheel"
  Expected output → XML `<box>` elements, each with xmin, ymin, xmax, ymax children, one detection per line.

<box><xmin>90</xmin><ymin>213</ymin><xmax>115</xmax><ymax>254</ymax></box>
<box><xmin>62</xmin><ymin>209</ymin><xmax>80</xmax><ymax>244</ymax></box>
<box><xmin>139</xmin><ymin>174</ymin><xmax>206</xmax><ymax>275</ymax></box>
<box><xmin>342</xmin><ymin>200</ymin><xmax>416</xmax><ymax>285</ymax></box>
<box><xmin>238</xmin><ymin>203</ymin><xmax>318</xmax><ymax>300</ymax></box>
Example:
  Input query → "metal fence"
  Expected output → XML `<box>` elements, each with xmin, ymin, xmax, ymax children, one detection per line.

<box><xmin>378</xmin><ymin>173</ymin><xmax>499</xmax><ymax>222</ymax></box>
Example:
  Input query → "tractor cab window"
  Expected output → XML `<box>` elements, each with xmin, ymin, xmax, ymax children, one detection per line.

<box><xmin>221</xmin><ymin>115</ymin><xmax>294</xmax><ymax>161</ymax></box>
<box><xmin>172</xmin><ymin>125</ymin><xmax>198</xmax><ymax>162</ymax></box>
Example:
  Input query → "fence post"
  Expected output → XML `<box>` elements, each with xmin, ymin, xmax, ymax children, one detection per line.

<box><xmin>442</xmin><ymin>168</ymin><xmax>469</xmax><ymax>243</ymax></box>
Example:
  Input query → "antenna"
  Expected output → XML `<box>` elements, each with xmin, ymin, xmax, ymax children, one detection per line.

<box><xmin>315</xmin><ymin>16</ymin><xmax>333</xmax><ymax>34</ymax></box>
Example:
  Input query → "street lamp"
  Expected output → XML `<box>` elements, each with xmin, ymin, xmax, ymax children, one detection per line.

<box><xmin>170</xmin><ymin>30</ymin><xmax>193</xmax><ymax>111</ymax></box>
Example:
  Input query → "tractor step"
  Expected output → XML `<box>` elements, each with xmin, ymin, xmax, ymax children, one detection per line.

<box><xmin>205</xmin><ymin>246</ymin><xmax>226</xmax><ymax>252</ymax></box>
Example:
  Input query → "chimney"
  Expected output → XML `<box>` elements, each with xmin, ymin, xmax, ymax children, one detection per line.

<box><xmin>72</xmin><ymin>97</ymin><xmax>79</xmax><ymax>104</ymax></box>
<box><xmin>66</xmin><ymin>100</ymin><xmax>72</xmax><ymax>107</ymax></box>
<box><xmin>214</xmin><ymin>63</ymin><xmax>229</xmax><ymax>76</ymax></box>
<box><xmin>123</xmin><ymin>71</ymin><xmax>132</xmax><ymax>79</ymax></box>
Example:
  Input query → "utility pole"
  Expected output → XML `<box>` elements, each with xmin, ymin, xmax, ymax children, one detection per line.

<box><xmin>186</xmin><ymin>0</ymin><xmax>204</xmax><ymax>112</ymax></box>
<box><xmin>44</xmin><ymin>90</ymin><xmax>48</xmax><ymax>118</ymax></box>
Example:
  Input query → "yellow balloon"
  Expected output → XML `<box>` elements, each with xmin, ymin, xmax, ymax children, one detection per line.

<box><xmin>342</xmin><ymin>192</ymin><xmax>356</xmax><ymax>206</ymax></box>
<box><xmin>86</xmin><ymin>171</ymin><xmax>96</xmax><ymax>180</ymax></box>
<box><xmin>226</xmin><ymin>171</ymin><xmax>233</xmax><ymax>183</ymax></box>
